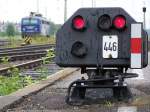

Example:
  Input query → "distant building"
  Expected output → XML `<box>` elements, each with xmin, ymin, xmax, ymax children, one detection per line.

<box><xmin>0</xmin><ymin>22</ymin><xmax>6</xmax><ymax>32</ymax></box>
<box><xmin>0</xmin><ymin>22</ymin><xmax>21</xmax><ymax>33</ymax></box>
<box><xmin>14</xmin><ymin>22</ymin><xmax>21</xmax><ymax>33</ymax></box>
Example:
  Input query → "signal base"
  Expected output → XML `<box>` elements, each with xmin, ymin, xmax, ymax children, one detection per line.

<box><xmin>65</xmin><ymin>68</ymin><xmax>138</xmax><ymax>105</ymax></box>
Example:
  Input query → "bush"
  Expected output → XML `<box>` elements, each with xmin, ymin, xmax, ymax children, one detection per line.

<box><xmin>6</xmin><ymin>23</ymin><xmax>15</xmax><ymax>37</ymax></box>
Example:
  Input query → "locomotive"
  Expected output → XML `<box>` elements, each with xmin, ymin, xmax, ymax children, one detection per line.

<box><xmin>21</xmin><ymin>12</ymin><xmax>50</xmax><ymax>44</ymax></box>
<box><xmin>56</xmin><ymin>7</ymin><xmax>148</xmax><ymax>105</ymax></box>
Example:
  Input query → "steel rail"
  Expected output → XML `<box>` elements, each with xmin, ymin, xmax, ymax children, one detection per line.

<box><xmin>0</xmin><ymin>57</ymin><xmax>51</xmax><ymax>76</ymax></box>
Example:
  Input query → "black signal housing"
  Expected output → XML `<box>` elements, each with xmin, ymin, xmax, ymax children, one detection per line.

<box><xmin>56</xmin><ymin>8</ymin><xmax>148</xmax><ymax>68</ymax></box>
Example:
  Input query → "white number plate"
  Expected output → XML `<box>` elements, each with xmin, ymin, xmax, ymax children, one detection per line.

<box><xmin>103</xmin><ymin>35</ymin><xmax>118</xmax><ymax>58</ymax></box>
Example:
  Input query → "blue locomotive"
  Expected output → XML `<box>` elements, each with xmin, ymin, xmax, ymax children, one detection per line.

<box><xmin>21</xmin><ymin>13</ymin><xmax>50</xmax><ymax>38</ymax></box>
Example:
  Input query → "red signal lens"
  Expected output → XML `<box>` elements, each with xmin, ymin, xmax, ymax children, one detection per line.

<box><xmin>72</xmin><ymin>16</ymin><xmax>85</xmax><ymax>30</ymax></box>
<box><xmin>113</xmin><ymin>15</ymin><xmax>126</xmax><ymax>30</ymax></box>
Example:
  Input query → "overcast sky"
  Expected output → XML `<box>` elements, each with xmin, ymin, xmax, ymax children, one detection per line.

<box><xmin>0</xmin><ymin>0</ymin><xmax>150</xmax><ymax>28</ymax></box>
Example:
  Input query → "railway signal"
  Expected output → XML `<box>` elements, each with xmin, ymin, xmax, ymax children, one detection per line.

<box><xmin>56</xmin><ymin>8</ymin><xmax>148</xmax><ymax>105</ymax></box>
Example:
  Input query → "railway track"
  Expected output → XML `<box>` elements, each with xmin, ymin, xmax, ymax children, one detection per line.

<box><xmin>0</xmin><ymin>50</ymin><xmax>46</xmax><ymax>56</ymax></box>
<box><xmin>0</xmin><ymin>52</ymin><xmax>47</xmax><ymax>62</ymax></box>
<box><xmin>0</xmin><ymin>57</ymin><xmax>52</xmax><ymax>76</ymax></box>
<box><xmin>0</xmin><ymin>44</ymin><xmax>55</xmax><ymax>53</ymax></box>
<box><xmin>0</xmin><ymin>44</ymin><xmax>56</xmax><ymax>78</ymax></box>
<box><xmin>0</xmin><ymin>44</ymin><xmax>55</xmax><ymax>62</ymax></box>
<box><xmin>0</xmin><ymin>40</ymin><xmax>11</xmax><ymax>46</ymax></box>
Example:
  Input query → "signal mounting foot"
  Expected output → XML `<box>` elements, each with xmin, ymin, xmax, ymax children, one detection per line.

<box><xmin>113</xmin><ymin>85</ymin><xmax>133</xmax><ymax>101</ymax></box>
<box><xmin>65</xmin><ymin>68</ymin><xmax>138</xmax><ymax>106</ymax></box>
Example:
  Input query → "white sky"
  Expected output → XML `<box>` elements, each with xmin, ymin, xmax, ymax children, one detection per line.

<box><xmin>0</xmin><ymin>0</ymin><xmax>150</xmax><ymax>28</ymax></box>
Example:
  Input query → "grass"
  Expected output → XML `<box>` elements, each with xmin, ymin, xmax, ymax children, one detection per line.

<box><xmin>0</xmin><ymin>64</ymin><xmax>52</xmax><ymax>96</ymax></box>
<box><xmin>104</xmin><ymin>100</ymin><xmax>114</xmax><ymax>107</ymax></box>
<box><xmin>131</xmin><ymin>96</ymin><xmax>150</xmax><ymax>106</ymax></box>
<box><xmin>0</xmin><ymin>67</ymin><xmax>33</xmax><ymax>96</ymax></box>
<box><xmin>0</xmin><ymin>64</ymin><xmax>54</xmax><ymax>96</ymax></box>
<box><xmin>0</xmin><ymin>35</ymin><xmax>56</xmax><ymax>48</ymax></box>
<box><xmin>31</xmin><ymin>36</ymin><xmax>55</xmax><ymax>45</ymax></box>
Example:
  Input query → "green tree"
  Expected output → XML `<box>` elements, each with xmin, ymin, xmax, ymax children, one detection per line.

<box><xmin>49</xmin><ymin>21</ymin><xmax>61</xmax><ymax>36</ymax></box>
<box><xmin>6</xmin><ymin>23</ymin><xmax>15</xmax><ymax>37</ymax></box>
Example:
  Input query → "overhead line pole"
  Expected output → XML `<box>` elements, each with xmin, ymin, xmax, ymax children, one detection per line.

<box><xmin>45</xmin><ymin>7</ymin><xmax>47</xmax><ymax>18</ymax></box>
<box><xmin>143</xmin><ymin>7</ymin><xmax>146</xmax><ymax>30</ymax></box>
<box><xmin>92</xmin><ymin>0</ymin><xmax>94</xmax><ymax>7</ymax></box>
<box><xmin>142</xmin><ymin>1</ymin><xmax>146</xmax><ymax>30</ymax></box>
<box><xmin>64</xmin><ymin>0</ymin><xmax>67</xmax><ymax>22</ymax></box>
<box><xmin>37</xmin><ymin>0</ymin><xmax>39</xmax><ymax>13</ymax></box>
<box><xmin>92</xmin><ymin>0</ymin><xmax>96</xmax><ymax>7</ymax></box>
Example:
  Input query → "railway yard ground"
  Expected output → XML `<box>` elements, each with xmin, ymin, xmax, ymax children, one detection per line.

<box><xmin>0</xmin><ymin>44</ymin><xmax>150</xmax><ymax>112</ymax></box>
<box><xmin>0</xmin><ymin>53</ymin><xmax>150</xmax><ymax>111</ymax></box>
